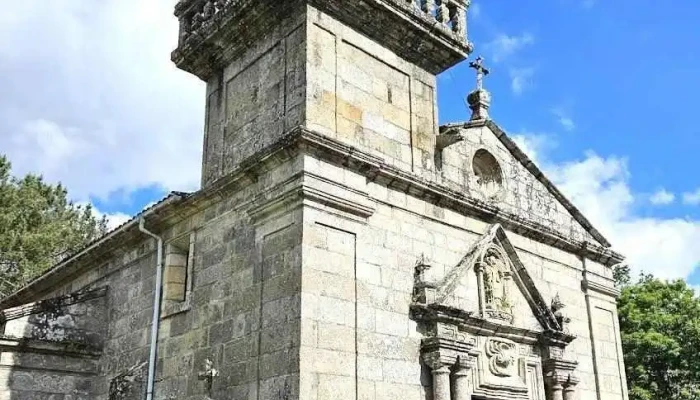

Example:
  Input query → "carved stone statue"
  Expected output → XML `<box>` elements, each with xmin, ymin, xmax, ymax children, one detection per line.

<box><xmin>481</xmin><ymin>248</ymin><xmax>513</xmax><ymax>323</ymax></box>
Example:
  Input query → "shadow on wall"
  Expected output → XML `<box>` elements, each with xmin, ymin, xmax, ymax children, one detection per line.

<box><xmin>0</xmin><ymin>287</ymin><xmax>108</xmax><ymax>398</ymax></box>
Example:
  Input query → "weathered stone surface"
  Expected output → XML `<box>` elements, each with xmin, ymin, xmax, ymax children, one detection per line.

<box><xmin>0</xmin><ymin>1</ymin><xmax>628</xmax><ymax>400</ymax></box>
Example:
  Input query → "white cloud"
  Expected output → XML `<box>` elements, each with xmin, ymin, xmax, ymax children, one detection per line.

<box><xmin>75</xmin><ymin>202</ymin><xmax>132</xmax><ymax>231</ymax></box>
<box><xmin>650</xmin><ymin>189</ymin><xmax>676</xmax><ymax>206</ymax></box>
<box><xmin>512</xmin><ymin>133</ymin><xmax>551</xmax><ymax>164</ymax></box>
<box><xmin>0</xmin><ymin>0</ymin><xmax>204</xmax><ymax>203</ymax></box>
<box><xmin>551</xmin><ymin>107</ymin><xmax>575</xmax><ymax>131</ymax></box>
<box><xmin>485</xmin><ymin>32</ymin><xmax>535</xmax><ymax>62</ymax></box>
<box><xmin>516</xmin><ymin>134</ymin><xmax>700</xmax><ymax>281</ymax></box>
<box><xmin>509</xmin><ymin>67</ymin><xmax>535</xmax><ymax>95</ymax></box>
<box><xmin>683</xmin><ymin>188</ymin><xmax>700</xmax><ymax>205</ymax></box>
<box><xmin>97</xmin><ymin>209</ymin><xmax>132</xmax><ymax>231</ymax></box>
<box><xmin>692</xmin><ymin>284</ymin><xmax>700</xmax><ymax>297</ymax></box>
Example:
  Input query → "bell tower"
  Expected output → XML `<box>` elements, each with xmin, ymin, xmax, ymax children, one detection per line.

<box><xmin>172</xmin><ymin>0</ymin><xmax>473</xmax><ymax>186</ymax></box>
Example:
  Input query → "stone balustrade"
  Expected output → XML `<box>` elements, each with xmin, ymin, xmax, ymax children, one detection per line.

<box><xmin>172</xmin><ymin>0</ymin><xmax>473</xmax><ymax>78</ymax></box>
<box><xmin>174</xmin><ymin>0</ymin><xmax>235</xmax><ymax>46</ymax></box>
<box><xmin>174</xmin><ymin>0</ymin><xmax>469</xmax><ymax>49</ymax></box>
<box><xmin>403</xmin><ymin>0</ymin><xmax>468</xmax><ymax>37</ymax></box>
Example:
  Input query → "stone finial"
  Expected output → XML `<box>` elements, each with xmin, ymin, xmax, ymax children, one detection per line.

<box><xmin>414</xmin><ymin>254</ymin><xmax>431</xmax><ymax>283</ymax></box>
<box><xmin>551</xmin><ymin>293</ymin><xmax>571</xmax><ymax>333</ymax></box>
<box><xmin>412</xmin><ymin>254</ymin><xmax>437</xmax><ymax>304</ymax></box>
<box><xmin>467</xmin><ymin>56</ymin><xmax>491</xmax><ymax>121</ymax></box>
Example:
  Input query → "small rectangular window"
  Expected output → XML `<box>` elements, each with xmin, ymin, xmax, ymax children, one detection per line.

<box><xmin>162</xmin><ymin>232</ymin><xmax>194</xmax><ymax>317</ymax></box>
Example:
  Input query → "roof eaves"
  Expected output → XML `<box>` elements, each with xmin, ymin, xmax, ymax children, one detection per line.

<box><xmin>0</xmin><ymin>192</ymin><xmax>189</xmax><ymax>309</ymax></box>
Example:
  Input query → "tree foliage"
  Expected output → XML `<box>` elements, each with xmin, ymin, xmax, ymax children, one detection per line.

<box><xmin>617</xmin><ymin>271</ymin><xmax>700</xmax><ymax>400</ymax></box>
<box><xmin>0</xmin><ymin>155</ymin><xmax>107</xmax><ymax>298</ymax></box>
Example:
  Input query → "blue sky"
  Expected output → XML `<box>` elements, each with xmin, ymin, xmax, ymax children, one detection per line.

<box><xmin>1</xmin><ymin>1</ymin><xmax>699</xmax><ymax>284</ymax></box>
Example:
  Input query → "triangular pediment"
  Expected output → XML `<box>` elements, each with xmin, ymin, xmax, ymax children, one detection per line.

<box><xmin>438</xmin><ymin>119</ymin><xmax>610</xmax><ymax>248</ymax></box>
<box><xmin>411</xmin><ymin>225</ymin><xmax>577</xmax><ymax>400</ymax></box>
<box><xmin>412</xmin><ymin>224</ymin><xmax>566</xmax><ymax>335</ymax></box>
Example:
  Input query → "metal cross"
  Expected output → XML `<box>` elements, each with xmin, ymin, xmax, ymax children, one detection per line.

<box><xmin>469</xmin><ymin>56</ymin><xmax>490</xmax><ymax>90</ymax></box>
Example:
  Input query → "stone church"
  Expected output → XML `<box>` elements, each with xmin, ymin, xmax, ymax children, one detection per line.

<box><xmin>0</xmin><ymin>1</ymin><xmax>629</xmax><ymax>399</ymax></box>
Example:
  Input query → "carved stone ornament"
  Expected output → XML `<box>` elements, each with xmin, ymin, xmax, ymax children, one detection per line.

<box><xmin>485</xmin><ymin>338</ymin><xmax>518</xmax><ymax>377</ymax></box>
<box><xmin>478</xmin><ymin>245</ymin><xmax>514</xmax><ymax>324</ymax></box>
<box><xmin>551</xmin><ymin>294</ymin><xmax>571</xmax><ymax>333</ymax></box>
<box><xmin>198</xmin><ymin>359</ymin><xmax>219</xmax><ymax>393</ymax></box>
<box><xmin>410</xmin><ymin>224</ymin><xmax>580</xmax><ymax>400</ymax></box>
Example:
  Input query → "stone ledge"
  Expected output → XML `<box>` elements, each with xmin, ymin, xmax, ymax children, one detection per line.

<box><xmin>1</xmin><ymin>286</ymin><xmax>108</xmax><ymax>322</ymax></box>
<box><xmin>0</xmin><ymin>336</ymin><xmax>102</xmax><ymax>359</ymax></box>
<box><xmin>1</xmin><ymin>126</ymin><xmax>624</xmax><ymax>310</ymax></box>
<box><xmin>410</xmin><ymin>303</ymin><xmax>576</xmax><ymax>347</ymax></box>
<box><xmin>296</xmin><ymin>127</ymin><xmax>623</xmax><ymax>266</ymax></box>
<box><xmin>582</xmin><ymin>279</ymin><xmax>621</xmax><ymax>299</ymax></box>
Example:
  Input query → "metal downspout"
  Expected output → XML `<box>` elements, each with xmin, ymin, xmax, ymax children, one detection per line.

<box><xmin>139</xmin><ymin>217</ymin><xmax>164</xmax><ymax>400</ymax></box>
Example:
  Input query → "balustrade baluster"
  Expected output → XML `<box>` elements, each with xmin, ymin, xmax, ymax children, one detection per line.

<box><xmin>451</xmin><ymin>2</ymin><xmax>466</xmax><ymax>37</ymax></box>
<box><xmin>191</xmin><ymin>11</ymin><xmax>203</xmax><ymax>32</ymax></box>
<box><xmin>422</xmin><ymin>0</ymin><xmax>436</xmax><ymax>17</ymax></box>
<box><xmin>437</xmin><ymin>0</ymin><xmax>450</xmax><ymax>23</ymax></box>
<box><xmin>179</xmin><ymin>0</ymin><xmax>469</xmax><ymax>49</ymax></box>
<box><xmin>203</xmin><ymin>1</ymin><xmax>215</xmax><ymax>21</ymax></box>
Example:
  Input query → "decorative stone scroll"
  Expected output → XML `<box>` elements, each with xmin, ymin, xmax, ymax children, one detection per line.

<box><xmin>485</xmin><ymin>338</ymin><xmax>518</xmax><ymax>377</ymax></box>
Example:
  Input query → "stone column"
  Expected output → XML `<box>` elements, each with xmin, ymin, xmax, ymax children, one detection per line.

<box><xmin>563</xmin><ymin>377</ymin><xmax>579</xmax><ymax>400</ymax></box>
<box><xmin>545</xmin><ymin>379</ymin><xmax>564</xmax><ymax>400</ymax></box>
<box><xmin>432</xmin><ymin>365</ymin><xmax>451</xmax><ymax>400</ymax></box>
<box><xmin>544</xmin><ymin>358</ymin><xmax>578</xmax><ymax>400</ymax></box>
<box><xmin>424</xmin><ymin>352</ymin><xmax>453</xmax><ymax>400</ymax></box>
<box><xmin>452</xmin><ymin>364</ymin><xmax>471</xmax><ymax>400</ymax></box>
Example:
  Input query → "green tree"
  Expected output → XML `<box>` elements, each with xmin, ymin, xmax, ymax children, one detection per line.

<box><xmin>618</xmin><ymin>274</ymin><xmax>700</xmax><ymax>400</ymax></box>
<box><xmin>0</xmin><ymin>155</ymin><xmax>107</xmax><ymax>297</ymax></box>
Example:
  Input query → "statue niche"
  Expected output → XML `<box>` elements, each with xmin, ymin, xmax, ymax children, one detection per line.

<box><xmin>478</xmin><ymin>246</ymin><xmax>514</xmax><ymax>324</ymax></box>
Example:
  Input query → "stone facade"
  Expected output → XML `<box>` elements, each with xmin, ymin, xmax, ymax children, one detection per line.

<box><xmin>0</xmin><ymin>1</ymin><xmax>628</xmax><ymax>400</ymax></box>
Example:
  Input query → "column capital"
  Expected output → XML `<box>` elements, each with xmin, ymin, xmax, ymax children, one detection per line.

<box><xmin>544</xmin><ymin>358</ymin><xmax>579</xmax><ymax>400</ymax></box>
<box><xmin>422</xmin><ymin>351</ymin><xmax>454</xmax><ymax>371</ymax></box>
<box><xmin>454</xmin><ymin>354</ymin><xmax>474</xmax><ymax>374</ymax></box>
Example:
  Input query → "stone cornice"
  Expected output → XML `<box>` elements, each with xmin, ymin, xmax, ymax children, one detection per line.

<box><xmin>410</xmin><ymin>303</ymin><xmax>576</xmax><ymax>347</ymax></box>
<box><xmin>1</xmin><ymin>126</ymin><xmax>623</xmax><ymax>309</ymax></box>
<box><xmin>1</xmin><ymin>287</ymin><xmax>107</xmax><ymax>322</ymax></box>
<box><xmin>0</xmin><ymin>194</ymin><xmax>189</xmax><ymax>309</ymax></box>
<box><xmin>0</xmin><ymin>336</ymin><xmax>102</xmax><ymax>359</ymax></box>
<box><xmin>582</xmin><ymin>279</ymin><xmax>621</xmax><ymax>299</ymax></box>
<box><xmin>297</xmin><ymin>128</ymin><xmax>623</xmax><ymax>266</ymax></box>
